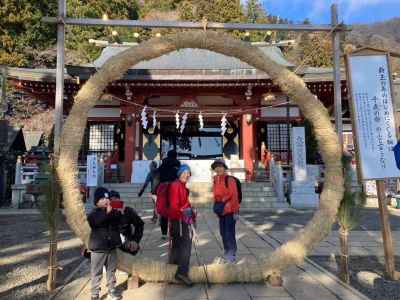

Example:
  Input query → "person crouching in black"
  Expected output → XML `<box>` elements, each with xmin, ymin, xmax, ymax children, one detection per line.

<box><xmin>109</xmin><ymin>190</ymin><xmax>144</xmax><ymax>255</ymax></box>
<box><xmin>87</xmin><ymin>187</ymin><xmax>122</xmax><ymax>300</ymax></box>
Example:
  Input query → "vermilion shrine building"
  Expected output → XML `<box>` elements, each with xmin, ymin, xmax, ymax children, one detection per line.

<box><xmin>7</xmin><ymin>42</ymin><xmax>351</xmax><ymax>182</ymax></box>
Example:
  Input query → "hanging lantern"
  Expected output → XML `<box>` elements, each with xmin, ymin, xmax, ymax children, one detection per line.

<box><xmin>141</xmin><ymin>105</ymin><xmax>148</xmax><ymax>129</ymax></box>
<box><xmin>180</xmin><ymin>113</ymin><xmax>188</xmax><ymax>133</ymax></box>
<box><xmin>221</xmin><ymin>113</ymin><xmax>227</xmax><ymax>136</ymax></box>
<box><xmin>175</xmin><ymin>111</ymin><xmax>180</xmax><ymax>130</ymax></box>
<box><xmin>198</xmin><ymin>112</ymin><xmax>204</xmax><ymax>130</ymax></box>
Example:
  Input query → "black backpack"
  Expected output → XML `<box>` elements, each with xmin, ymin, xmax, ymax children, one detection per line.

<box><xmin>225</xmin><ymin>176</ymin><xmax>242</xmax><ymax>204</ymax></box>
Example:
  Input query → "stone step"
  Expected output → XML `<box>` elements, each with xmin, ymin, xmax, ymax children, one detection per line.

<box><xmin>117</xmin><ymin>190</ymin><xmax>275</xmax><ymax>198</ymax></box>
<box><xmin>105</xmin><ymin>182</ymin><xmax>273</xmax><ymax>187</ymax></box>
<box><xmin>105</xmin><ymin>183</ymin><xmax>281</xmax><ymax>210</ymax></box>
<box><xmin>120</xmin><ymin>201</ymin><xmax>288</xmax><ymax>210</ymax></box>
<box><xmin>105</xmin><ymin>185</ymin><xmax>274</xmax><ymax>193</ymax></box>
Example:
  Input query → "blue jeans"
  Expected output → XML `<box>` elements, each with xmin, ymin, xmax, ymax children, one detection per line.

<box><xmin>219</xmin><ymin>213</ymin><xmax>237</xmax><ymax>262</ymax></box>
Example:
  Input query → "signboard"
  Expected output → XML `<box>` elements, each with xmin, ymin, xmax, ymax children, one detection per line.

<box><xmin>347</xmin><ymin>53</ymin><xmax>400</xmax><ymax>180</ymax></box>
<box><xmin>185</xmin><ymin>160</ymin><xmax>214</xmax><ymax>182</ymax></box>
<box><xmin>291</xmin><ymin>127</ymin><xmax>307</xmax><ymax>181</ymax></box>
<box><xmin>131</xmin><ymin>160</ymin><xmax>156</xmax><ymax>183</ymax></box>
<box><xmin>86</xmin><ymin>154</ymin><xmax>98</xmax><ymax>187</ymax></box>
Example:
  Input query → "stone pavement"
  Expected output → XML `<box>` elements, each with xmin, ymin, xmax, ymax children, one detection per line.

<box><xmin>241</xmin><ymin>208</ymin><xmax>400</xmax><ymax>257</ymax></box>
<box><xmin>55</xmin><ymin>211</ymin><xmax>369</xmax><ymax>300</ymax></box>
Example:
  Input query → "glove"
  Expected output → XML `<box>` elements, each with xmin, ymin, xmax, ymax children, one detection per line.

<box><xmin>182</xmin><ymin>207</ymin><xmax>193</xmax><ymax>217</ymax></box>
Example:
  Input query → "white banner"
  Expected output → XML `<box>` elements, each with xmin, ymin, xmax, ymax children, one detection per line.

<box><xmin>86</xmin><ymin>154</ymin><xmax>98</xmax><ymax>187</ymax></box>
<box><xmin>348</xmin><ymin>54</ymin><xmax>400</xmax><ymax>180</ymax></box>
<box><xmin>291</xmin><ymin>127</ymin><xmax>307</xmax><ymax>182</ymax></box>
<box><xmin>131</xmin><ymin>160</ymin><xmax>156</xmax><ymax>183</ymax></box>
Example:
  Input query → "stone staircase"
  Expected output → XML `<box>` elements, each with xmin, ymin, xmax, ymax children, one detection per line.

<box><xmin>254</xmin><ymin>167</ymin><xmax>269</xmax><ymax>182</ymax></box>
<box><xmin>104</xmin><ymin>181</ymin><xmax>289</xmax><ymax>211</ymax></box>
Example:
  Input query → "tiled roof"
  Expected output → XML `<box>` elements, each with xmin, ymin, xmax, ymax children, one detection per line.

<box><xmin>90</xmin><ymin>45</ymin><xmax>295</xmax><ymax>69</ymax></box>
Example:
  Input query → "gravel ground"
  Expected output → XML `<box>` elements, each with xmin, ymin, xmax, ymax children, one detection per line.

<box><xmin>241</xmin><ymin>208</ymin><xmax>400</xmax><ymax>300</ymax></box>
<box><xmin>0</xmin><ymin>214</ymin><xmax>83</xmax><ymax>300</ymax></box>
<box><xmin>310</xmin><ymin>255</ymin><xmax>400</xmax><ymax>300</ymax></box>
<box><xmin>241</xmin><ymin>207</ymin><xmax>400</xmax><ymax>231</ymax></box>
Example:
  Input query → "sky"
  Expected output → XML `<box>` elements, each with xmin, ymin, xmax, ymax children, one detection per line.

<box><xmin>255</xmin><ymin>0</ymin><xmax>400</xmax><ymax>25</ymax></box>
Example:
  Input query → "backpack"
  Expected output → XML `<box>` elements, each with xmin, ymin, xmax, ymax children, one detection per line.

<box><xmin>225</xmin><ymin>176</ymin><xmax>243</xmax><ymax>204</ymax></box>
<box><xmin>155</xmin><ymin>183</ymin><xmax>170</xmax><ymax>217</ymax></box>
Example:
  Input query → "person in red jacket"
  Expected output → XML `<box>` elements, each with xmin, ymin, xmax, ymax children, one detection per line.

<box><xmin>167</xmin><ymin>164</ymin><xmax>195</xmax><ymax>286</ymax></box>
<box><xmin>211</xmin><ymin>159</ymin><xmax>240</xmax><ymax>263</ymax></box>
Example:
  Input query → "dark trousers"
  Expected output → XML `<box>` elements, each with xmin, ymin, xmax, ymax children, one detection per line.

<box><xmin>219</xmin><ymin>213</ymin><xmax>237</xmax><ymax>261</ymax></box>
<box><xmin>169</xmin><ymin>220</ymin><xmax>192</xmax><ymax>276</ymax></box>
<box><xmin>160</xmin><ymin>216</ymin><xmax>168</xmax><ymax>235</ymax></box>
<box><xmin>90</xmin><ymin>249</ymin><xmax>117</xmax><ymax>297</ymax></box>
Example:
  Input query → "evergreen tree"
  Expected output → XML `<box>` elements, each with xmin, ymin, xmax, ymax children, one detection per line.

<box><xmin>0</xmin><ymin>0</ymin><xmax>57</xmax><ymax>66</ymax></box>
<box><xmin>66</xmin><ymin>0</ymin><xmax>140</xmax><ymax>63</ymax></box>
<box><xmin>297</xmin><ymin>33</ymin><xmax>333</xmax><ymax>67</ymax></box>
<box><xmin>244</xmin><ymin>0</ymin><xmax>269</xmax><ymax>42</ymax></box>
<box><xmin>178</xmin><ymin>0</ymin><xmax>244</xmax><ymax>23</ymax></box>
<box><xmin>246</xmin><ymin>0</ymin><xmax>265</xmax><ymax>24</ymax></box>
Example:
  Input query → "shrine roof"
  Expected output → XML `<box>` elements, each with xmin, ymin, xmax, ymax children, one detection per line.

<box><xmin>6</xmin><ymin>44</ymin><xmax>347</xmax><ymax>83</ymax></box>
<box><xmin>89</xmin><ymin>44</ymin><xmax>295</xmax><ymax>69</ymax></box>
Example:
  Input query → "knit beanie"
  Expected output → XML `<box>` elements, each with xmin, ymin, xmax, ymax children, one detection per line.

<box><xmin>109</xmin><ymin>190</ymin><xmax>120</xmax><ymax>199</ymax></box>
<box><xmin>94</xmin><ymin>187</ymin><xmax>109</xmax><ymax>206</ymax></box>
<box><xmin>177</xmin><ymin>164</ymin><xmax>191</xmax><ymax>177</ymax></box>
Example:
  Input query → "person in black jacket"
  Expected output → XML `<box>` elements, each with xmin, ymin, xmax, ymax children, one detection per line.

<box><xmin>109</xmin><ymin>190</ymin><xmax>144</xmax><ymax>255</ymax></box>
<box><xmin>157</xmin><ymin>150</ymin><xmax>181</xmax><ymax>238</ymax></box>
<box><xmin>87</xmin><ymin>187</ymin><xmax>122</xmax><ymax>300</ymax></box>
<box><xmin>159</xmin><ymin>149</ymin><xmax>181</xmax><ymax>183</ymax></box>
<box><xmin>138</xmin><ymin>161</ymin><xmax>160</xmax><ymax>223</ymax></box>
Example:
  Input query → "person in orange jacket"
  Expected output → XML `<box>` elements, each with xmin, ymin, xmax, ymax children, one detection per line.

<box><xmin>167</xmin><ymin>164</ymin><xmax>195</xmax><ymax>286</ymax></box>
<box><xmin>211</xmin><ymin>159</ymin><xmax>240</xmax><ymax>263</ymax></box>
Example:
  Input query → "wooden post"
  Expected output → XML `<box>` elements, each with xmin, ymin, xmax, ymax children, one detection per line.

<box><xmin>241</xmin><ymin>114</ymin><xmax>255</xmax><ymax>181</ymax></box>
<box><xmin>0</xmin><ymin>66</ymin><xmax>6</xmax><ymax>119</ymax></box>
<box><xmin>286</xmin><ymin>96</ymin><xmax>290</xmax><ymax>165</ymax></box>
<box><xmin>376</xmin><ymin>180</ymin><xmax>397</xmax><ymax>280</ymax></box>
<box><xmin>54</xmin><ymin>0</ymin><xmax>66</xmax><ymax>156</ymax></box>
<box><xmin>47</xmin><ymin>0</ymin><xmax>65</xmax><ymax>292</ymax></box>
<box><xmin>122</xmin><ymin>107</ymin><xmax>136</xmax><ymax>182</ymax></box>
<box><xmin>331</xmin><ymin>4</ymin><xmax>343</xmax><ymax>148</ymax></box>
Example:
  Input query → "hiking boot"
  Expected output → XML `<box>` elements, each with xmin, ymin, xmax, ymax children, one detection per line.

<box><xmin>108</xmin><ymin>290</ymin><xmax>121</xmax><ymax>300</ymax></box>
<box><xmin>175</xmin><ymin>273</ymin><xmax>193</xmax><ymax>287</ymax></box>
<box><xmin>161</xmin><ymin>235</ymin><xmax>168</xmax><ymax>240</ymax></box>
<box><xmin>212</xmin><ymin>256</ymin><xmax>228</xmax><ymax>264</ymax></box>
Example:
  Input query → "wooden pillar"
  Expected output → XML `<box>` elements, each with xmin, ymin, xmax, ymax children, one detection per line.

<box><xmin>331</xmin><ymin>4</ymin><xmax>343</xmax><ymax>148</ymax></box>
<box><xmin>0</xmin><ymin>67</ymin><xmax>6</xmax><ymax>119</ymax></box>
<box><xmin>241</xmin><ymin>114</ymin><xmax>255</xmax><ymax>181</ymax></box>
<box><xmin>377</xmin><ymin>180</ymin><xmax>397</xmax><ymax>280</ymax></box>
<box><xmin>122</xmin><ymin>108</ymin><xmax>136</xmax><ymax>182</ymax></box>
<box><xmin>54</xmin><ymin>0</ymin><xmax>66</xmax><ymax>156</ymax></box>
